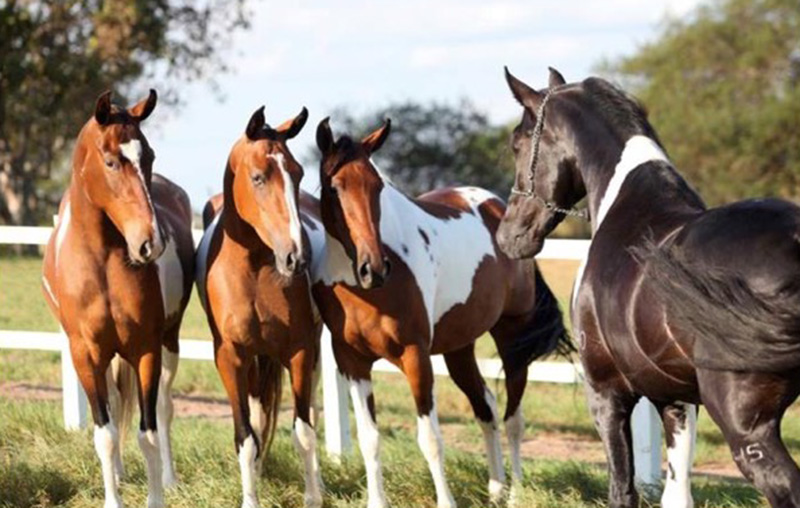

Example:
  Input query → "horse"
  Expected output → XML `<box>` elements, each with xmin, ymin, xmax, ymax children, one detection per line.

<box><xmin>305</xmin><ymin>117</ymin><xmax>570</xmax><ymax>508</ymax></box>
<box><xmin>41</xmin><ymin>90</ymin><xmax>195</xmax><ymax>508</ymax></box>
<box><xmin>195</xmin><ymin>106</ymin><xmax>324</xmax><ymax>508</ymax></box>
<box><xmin>497</xmin><ymin>67</ymin><xmax>800</xmax><ymax>508</ymax></box>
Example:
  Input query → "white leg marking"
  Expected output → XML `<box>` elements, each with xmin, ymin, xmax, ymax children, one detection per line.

<box><xmin>157</xmin><ymin>348</ymin><xmax>179</xmax><ymax>488</ymax></box>
<box><xmin>239</xmin><ymin>435</ymin><xmax>261</xmax><ymax>508</ymax></box>
<box><xmin>270</xmin><ymin>153</ymin><xmax>304</xmax><ymax>256</ymax></box>
<box><xmin>94</xmin><ymin>423</ymin><xmax>124</xmax><ymax>508</ymax></box>
<box><xmin>417</xmin><ymin>399</ymin><xmax>456</xmax><ymax>508</ymax></box>
<box><xmin>349</xmin><ymin>379</ymin><xmax>387</xmax><ymax>508</ymax></box>
<box><xmin>293</xmin><ymin>417</ymin><xmax>324</xmax><ymax>508</ymax></box>
<box><xmin>505</xmin><ymin>404</ymin><xmax>525</xmax><ymax>486</ymax></box>
<box><xmin>105</xmin><ymin>368</ymin><xmax>125</xmax><ymax>486</ymax></box>
<box><xmin>661</xmin><ymin>404</ymin><xmax>696</xmax><ymax>508</ymax></box>
<box><xmin>248</xmin><ymin>395</ymin><xmax>266</xmax><ymax>475</ymax></box>
<box><xmin>138</xmin><ymin>430</ymin><xmax>164</xmax><ymax>508</ymax></box>
<box><xmin>595</xmin><ymin>135</ymin><xmax>670</xmax><ymax>230</ymax></box>
<box><xmin>479</xmin><ymin>387</ymin><xmax>505</xmax><ymax>503</ymax></box>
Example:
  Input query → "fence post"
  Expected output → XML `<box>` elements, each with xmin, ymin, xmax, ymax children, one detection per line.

<box><xmin>60</xmin><ymin>330</ymin><xmax>88</xmax><ymax>430</ymax></box>
<box><xmin>632</xmin><ymin>398</ymin><xmax>662</xmax><ymax>490</ymax></box>
<box><xmin>320</xmin><ymin>326</ymin><xmax>351</xmax><ymax>458</ymax></box>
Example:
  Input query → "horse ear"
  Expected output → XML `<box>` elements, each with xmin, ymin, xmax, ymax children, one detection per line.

<box><xmin>275</xmin><ymin>106</ymin><xmax>309</xmax><ymax>140</ymax></box>
<box><xmin>548</xmin><ymin>67</ymin><xmax>566</xmax><ymax>88</ymax></box>
<box><xmin>95</xmin><ymin>90</ymin><xmax>113</xmax><ymax>126</ymax></box>
<box><xmin>316</xmin><ymin>117</ymin><xmax>334</xmax><ymax>156</ymax></box>
<box><xmin>246</xmin><ymin>106</ymin><xmax>266</xmax><ymax>141</ymax></box>
<box><xmin>361</xmin><ymin>119</ymin><xmax>391</xmax><ymax>154</ymax></box>
<box><xmin>504</xmin><ymin>66</ymin><xmax>542</xmax><ymax>110</ymax></box>
<box><xmin>129</xmin><ymin>89</ymin><xmax>157</xmax><ymax>122</ymax></box>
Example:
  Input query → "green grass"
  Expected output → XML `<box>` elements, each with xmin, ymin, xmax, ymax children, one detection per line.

<box><xmin>0</xmin><ymin>397</ymin><xmax>768</xmax><ymax>508</ymax></box>
<box><xmin>0</xmin><ymin>253</ymin><xmax>793</xmax><ymax>506</ymax></box>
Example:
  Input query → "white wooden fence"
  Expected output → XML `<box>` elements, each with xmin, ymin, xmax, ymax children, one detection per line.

<box><xmin>0</xmin><ymin>226</ymin><xmax>663</xmax><ymax>487</ymax></box>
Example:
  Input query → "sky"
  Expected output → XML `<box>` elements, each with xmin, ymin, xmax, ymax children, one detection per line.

<box><xmin>147</xmin><ymin>0</ymin><xmax>705</xmax><ymax>209</ymax></box>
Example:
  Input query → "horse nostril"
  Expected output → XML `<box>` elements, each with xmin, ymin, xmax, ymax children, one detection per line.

<box><xmin>139</xmin><ymin>240</ymin><xmax>153</xmax><ymax>260</ymax></box>
<box><xmin>359</xmin><ymin>261</ymin><xmax>371</xmax><ymax>282</ymax></box>
<box><xmin>286</xmin><ymin>252</ymin><xmax>297</xmax><ymax>272</ymax></box>
<box><xmin>383</xmin><ymin>257</ymin><xmax>392</xmax><ymax>278</ymax></box>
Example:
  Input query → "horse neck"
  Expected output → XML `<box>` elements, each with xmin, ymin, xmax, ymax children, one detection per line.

<box><xmin>378</xmin><ymin>180</ymin><xmax>424</xmax><ymax>244</ymax></box>
<box><xmin>66</xmin><ymin>161</ymin><xmax>122</xmax><ymax>256</ymax></box>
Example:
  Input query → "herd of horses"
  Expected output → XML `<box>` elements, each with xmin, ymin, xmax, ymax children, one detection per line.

<box><xmin>38</xmin><ymin>67</ymin><xmax>800</xmax><ymax>508</ymax></box>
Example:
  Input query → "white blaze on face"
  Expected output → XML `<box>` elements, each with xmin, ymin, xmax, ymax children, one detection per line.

<box><xmin>595</xmin><ymin>135</ymin><xmax>670</xmax><ymax>230</ymax></box>
<box><xmin>119</xmin><ymin>139</ymin><xmax>161</xmax><ymax>251</ymax></box>
<box><xmin>268</xmin><ymin>153</ymin><xmax>303</xmax><ymax>258</ymax></box>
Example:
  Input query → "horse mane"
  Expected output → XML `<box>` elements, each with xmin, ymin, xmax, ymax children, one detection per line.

<box><xmin>581</xmin><ymin>77</ymin><xmax>662</xmax><ymax>145</ymax></box>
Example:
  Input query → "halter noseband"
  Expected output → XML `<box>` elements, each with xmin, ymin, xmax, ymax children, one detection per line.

<box><xmin>510</xmin><ymin>88</ymin><xmax>589</xmax><ymax>221</ymax></box>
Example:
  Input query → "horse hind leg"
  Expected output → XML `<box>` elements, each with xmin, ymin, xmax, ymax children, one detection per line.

<box><xmin>106</xmin><ymin>354</ymin><xmax>137</xmax><ymax>486</ymax></box>
<box><xmin>157</xmin><ymin>333</ymin><xmax>179</xmax><ymax>488</ymax></box>
<box><xmin>133</xmin><ymin>349</ymin><xmax>165</xmax><ymax>508</ymax></box>
<box><xmin>655</xmin><ymin>401</ymin><xmax>696</xmax><ymax>508</ymax></box>
<box><xmin>289</xmin><ymin>346</ymin><xmax>323</xmax><ymax>508</ymax></box>
<box><xmin>443</xmin><ymin>344</ymin><xmax>505</xmax><ymax>504</ymax></box>
<box><xmin>698</xmin><ymin>368</ymin><xmax>800</xmax><ymax>508</ymax></box>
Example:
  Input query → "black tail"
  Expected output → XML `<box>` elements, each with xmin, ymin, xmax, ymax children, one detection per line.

<box><xmin>501</xmin><ymin>262</ymin><xmax>574</xmax><ymax>376</ymax></box>
<box><xmin>634</xmin><ymin>241</ymin><xmax>800</xmax><ymax>373</ymax></box>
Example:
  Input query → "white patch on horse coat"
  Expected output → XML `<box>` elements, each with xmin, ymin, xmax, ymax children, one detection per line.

<box><xmin>42</xmin><ymin>275</ymin><xmax>58</xmax><ymax>309</ymax></box>
<box><xmin>571</xmin><ymin>256</ymin><xmax>588</xmax><ymax>318</ymax></box>
<box><xmin>505</xmin><ymin>405</ymin><xmax>525</xmax><ymax>483</ymax></box>
<box><xmin>595</xmin><ymin>135</ymin><xmax>669</xmax><ymax>230</ymax></box>
<box><xmin>238</xmin><ymin>434</ymin><xmax>260</xmax><ymax>508</ymax></box>
<box><xmin>138</xmin><ymin>430</ymin><xmax>164</xmax><ymax>508</ymax></box>
<box><xmin>55</xmin><ymin>202</ymin><xmax>71</xmax><ymax>270</ymax></box>
<box><xmin>154</xmin><ymin>222</ymin><xmax>184</xmax><ymax>320</ymax></box>
<box><xmin>292</xmin><ymin>417</ymin><xmax>323</xmax><ymax>508</ymax></box>
<box><xmin>416</xmin><ymin>400</ymin><xmax>456</xmax><ymax>508</ymax></box>
<box><xmin>661</xmin><ymin>403</ymin><xmax>696</xmax><ymax>508</ymax></box>
<box><xmin>195</xmin><ymin>210</ymin><xmax>222</xmax><ymax>311</ymax></box>
<box><xmin>94</xmin><ymin>423</ymin><xmax>124</xmax><ymax>508</ymax></box>
<box><xmin>269</xmin><ymin>153</ymin><xmax>303</xmax><ymax>257</ymax></box>
<box><xmin>119</xmin><ymin>140</ymin><xmax>161</xmax><ymax>252</ymax></box>
<box><xmin>348</xmin><ymin>379</ymin><xmax>387</xmax><ymax>508</ymax></box>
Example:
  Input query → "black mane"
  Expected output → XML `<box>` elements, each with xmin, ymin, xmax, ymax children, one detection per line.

<box><xmin>582</xmin><ymin>78</ymin><xmax>662</xmax><ymax>145</ymax></box>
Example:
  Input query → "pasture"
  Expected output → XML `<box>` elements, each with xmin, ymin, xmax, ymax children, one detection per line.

<box><xmin>1</xmin><ymin>253</ymin><xmax>796</xmax><ymax>507</ymax></box>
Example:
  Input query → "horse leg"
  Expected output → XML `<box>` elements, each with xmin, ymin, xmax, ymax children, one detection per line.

<box><xmin>72</xmin><ymin>343</ymin><xmax>123</xmax><ymax>508</ymax></box>
<box><xmin>132</xmin><ymin>349</ymin><xmax>164</xmax><ymax>508</ymax></box>
<box><xmin>585</xmin><ymin>382</ymin><xmax>639</xmax><ymax>508</ymax></box>
<box><xmin>216</xmin><ymin>342</ymin><xmax>260</xmax><ymax>508</ymax></box>
<box><xmin>654</xmin><ymin>402</ymin><xmax>696</xmax><ymax>508</ymax></box>
<box><xmin>289</xmin><ymin>346</ymin><xmax>323</xmax><ymax>508</ymax></box>
<box><xmin>402</xmin><ymin>345</ymin><xmax>456</xmax><ymax>508</ymax></box>
<box><xmin>698</xmin><ymin>369</ymin><xmax>800</xmax><ymax>508</ymax></box>
<box><xmin>157</xmin><ymin>328</ymin><xmax>180</xmax><ymax>488</ymax></box>
<box><xmin>346</xmin><ymin>366</ymin><xmax>386</xmax><ymax>508</ymax></box>
<box><xmin>246</xmin><ymin>356</ymin><xmax>268</xmax><ymax>476</ymax></box>
<box><xmin>443</xmin><ymin>344</ymin><xmax>505</xmax><ymax>503</ymax></box>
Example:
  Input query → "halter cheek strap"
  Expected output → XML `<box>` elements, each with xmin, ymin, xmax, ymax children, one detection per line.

<box><xmin>510</xmin><ymin>88</ymin><xmax>589</xmax><ymax>221</ymax></box>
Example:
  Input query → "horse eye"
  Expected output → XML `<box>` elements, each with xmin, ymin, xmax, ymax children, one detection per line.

<box><xmin>105</xmin><ymin>158</ymin><xmax>119</xmax><ymax>171</ymax></box>
<box><xmin>251</xmin><ymin>173</ymin><xmax>266</xmax><ymax>187</ymax></box>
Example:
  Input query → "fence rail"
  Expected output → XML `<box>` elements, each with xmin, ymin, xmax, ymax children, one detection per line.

<box><xmin>0</xmin><ymin>226</ymin><xmax>663</xmax><ymax>487</ymax></box>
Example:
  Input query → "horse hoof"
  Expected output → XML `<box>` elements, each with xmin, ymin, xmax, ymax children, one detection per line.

<box><xmin>304</xmin><ymin>493</ymin><xmax>323</xmax><ymax>508</ymax></box>
<box><xmin>488</xmin><ymin>479</ymin><xmax>505</xmax><ymax>504</ymax></box>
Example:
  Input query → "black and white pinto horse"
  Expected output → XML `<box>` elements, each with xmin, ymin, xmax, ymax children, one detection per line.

<box><xmin>497</xmin><ymin>67</ymin><xmax>800</xmax><ymax>508</ymax></box>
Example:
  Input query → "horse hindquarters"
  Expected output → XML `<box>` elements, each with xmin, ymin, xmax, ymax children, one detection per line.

<box><xmin>698</xmin><ymin>369</ymin><xmax>800</xmax><ymax>508</ymax></box>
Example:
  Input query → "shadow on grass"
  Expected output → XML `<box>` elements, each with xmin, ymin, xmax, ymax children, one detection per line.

<box><xmin>0</xmin><ymin>460</ymin><xmax>77</xmax><ymax>507</ymax></box>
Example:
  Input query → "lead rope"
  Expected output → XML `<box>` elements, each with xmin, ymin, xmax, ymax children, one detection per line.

<box><xmin>509</xmin><ymin>89</ymin><xmax>589</xmax><ymax>221</ymax></box>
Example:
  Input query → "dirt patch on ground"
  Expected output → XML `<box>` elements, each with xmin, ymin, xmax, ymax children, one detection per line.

<box><xmin>1</xmin><ymin>381</ymin><xmax>744</xmax><ymax>479</ymax></box>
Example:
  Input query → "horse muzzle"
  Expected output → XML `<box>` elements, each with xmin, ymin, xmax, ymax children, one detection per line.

<box><xmin>357</xmin><ymin>256</ymin><xmax>392</xmax><ymax>290</ymax></box>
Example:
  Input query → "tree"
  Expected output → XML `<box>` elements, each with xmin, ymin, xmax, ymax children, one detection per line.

<box><xmin>603</xmin><ymin>0</ymin><xmax>800</xmax><ymax>206</ymax></box>
<box><xmin>0</xmin><ymin>0</ymin><xmax>251</xmax><ymax>225</ymax></box>
<box><xmin>318</xmin><ymin>101</ymin><xmax>515</xmax><ymax>198</ymax></box>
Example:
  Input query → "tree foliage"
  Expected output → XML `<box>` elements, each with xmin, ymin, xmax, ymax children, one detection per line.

<box><xmin>0</xmin><ymin>0</ymin><xmax>250</xmax><ymax>225</ymax></box>
<box><xmin>322</xmin><ymin>101</ymin><xmax>515</xmax><ymax>198</ymax></box>
<box><xmin>604</xmin><ymin>0</ymin><xmax>800</xmax><ymax>206</ymax></box>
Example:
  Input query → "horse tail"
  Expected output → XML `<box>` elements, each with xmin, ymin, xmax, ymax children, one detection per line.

<box><xmin>634</xmin><ymin>241</ymin><xmax>800</xmax><ymax>372</ymax></box>
<box><xmin>500</xmin><ymin>261</ymin><xmax>574</xmax><ymax>376</ymax></box>
<box><xmin>108</xmin><ymin>355</ymin><xmax>138</xmax><ymax>448</ymax></box>
<box><xmin>254</xmin><ymin>355</ymin><xmax>283</xmax><ymax>455</ymax></box>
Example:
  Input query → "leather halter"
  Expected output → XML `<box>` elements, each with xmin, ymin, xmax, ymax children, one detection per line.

<box><xmin>510</xmin><ymin>88</ymin><xmax>589</xmax><ymax>221</ymax></box>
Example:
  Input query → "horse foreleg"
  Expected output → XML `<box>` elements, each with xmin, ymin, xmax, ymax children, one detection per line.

<box><xmin>290</xmin><ymin>346</ymin><xmax>323</xmax><ymax>508</ymax></box>
<box><xmin>348</xmin><ymin>372</ymin><xmax>387</xmax><ymax>508</ymax></box>
<box><xmin>699</xmin><ymin>369</ymin><xmax>800</xmax><ymax>508</ymax></box>
<box><xmin>655</xmin><ymin>402</ymin><xmax>696</xmax><ymax>508</ymax></box>
<box><xmin>216</xmin><ymin>342</ymin><xmax>260</xmax><ymax>508</ymax></box>
<box><xmin>72</xmin><ymin>342</ymin><xmax>123</xmax><ymax>508</ymax></box>
<box><xmin>585</xmin><ymin>382</ymin><xmax>639</xmax><ymax>508</ymax></box>
<box><xmin>402</xmin><ymin>346</ymin><xmax>456</xmax><ymax>508</ymax></box>
<box><xmin>133</xmin><ymin>349</ymin><xmax>164</xmax><ymax>508</ymax></box>
<box><xmin>443</xmin><ymin>344</ymin><xmax>505</xmax><ymax>503</ymax></box>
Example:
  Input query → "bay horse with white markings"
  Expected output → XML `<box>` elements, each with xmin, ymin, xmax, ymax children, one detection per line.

<box><xmin>195</xmin><ymin>106</ymin><xmax>324</xmax><ymax>508</ymax></box>
<box><xmin>307</xmin><ymin>118</ymin><xmax>570</xmax><ymax>508</ymax></box>
<box><xmin>497</xmin><ymin>67</ymin><xmax>800</xmax><ymax>508</ymax></box>
<box><xmin>42</xmin><ymin>90</ymin><xmax>194</xmax><ymax>508</ymax></box>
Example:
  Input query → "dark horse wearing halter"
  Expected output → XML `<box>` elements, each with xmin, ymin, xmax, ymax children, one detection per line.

<box><xmin>497</xmin><ymin>67</ymin><xmax>800</xmax><ymax>508</ymax></box>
